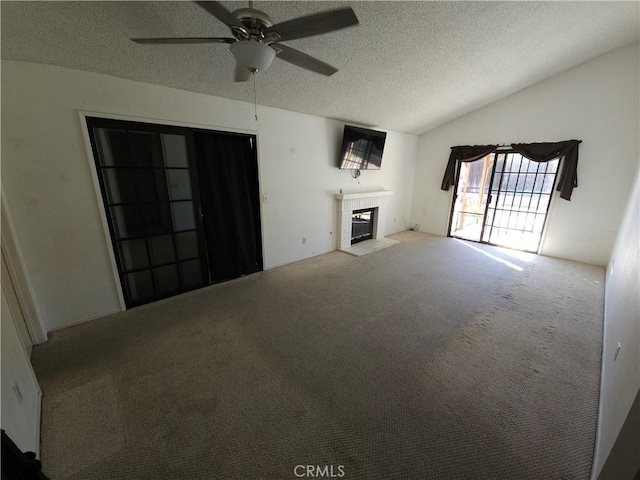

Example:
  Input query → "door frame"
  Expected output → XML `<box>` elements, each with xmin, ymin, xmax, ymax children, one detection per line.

<box><xmin>78</xmin><ymin>111</ymin><xmax>264</xmax><ymax>310</ymax></box>
<box><xmin>0</xmin><ymin>193</ymin><xmax>47</xmax><ymax>343</ymax></box>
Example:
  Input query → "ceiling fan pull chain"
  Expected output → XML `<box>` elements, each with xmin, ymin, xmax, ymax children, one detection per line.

<box><xmin>253</xmin><ymin>72</ymin><xmax>258</xmax><ymax>121</ymax></box>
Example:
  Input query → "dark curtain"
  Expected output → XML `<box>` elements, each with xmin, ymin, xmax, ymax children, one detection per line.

<box><xmin>441</xmin><ymin>140</ymin><xmax>581</xmax><ymax>200</ymax></box>
<box><xmin>2</xmin><ymin>430</ymin><xmax>50</xmax><ymax>479</ymax></box>
<box><xmin>511</xmin><ymin>140</ymin><xmax>580</xmax><ymax>200</ymax></box>
<box><xmin>195</xmin><ymin>132</ymin><xmax>263</xmax><ymax>282</ymax></box>
<box><xmin>440</xmin><ymin>145</ymin><xmax>498</xmax><ymax>190</ymax></box>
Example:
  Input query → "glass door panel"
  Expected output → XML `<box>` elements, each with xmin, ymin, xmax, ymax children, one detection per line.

<box><xmin>88</xmin><ymin>119</ymin><xmax>209</xmax><ymax>307</ymax></box>
<box><xmin>483</xmin><ymin>153</ymin><xmax>559</xmax><ymax>252</ymax></box>
<box><xmin>449</xmin><ymin>154</ymin><xmax>494</xmax><ymax>242</ymax></box>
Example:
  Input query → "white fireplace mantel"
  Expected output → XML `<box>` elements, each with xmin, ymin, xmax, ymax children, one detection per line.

<box><xmin>335</xmin><ymin>190</ymin><xmax>394</xmax><ymax>201</ymax></box>
<box><xmin>335</xmin><ymin>190</ymin><xmax>399</xmax><ymax>255</ymax></box>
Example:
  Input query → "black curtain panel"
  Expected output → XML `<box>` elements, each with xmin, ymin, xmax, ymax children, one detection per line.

<box><xmin>440</xmin><ymin>145</ymin><xmax>498</xmax><ymax>191</ymax></box>
<box><xmin>195</xmin><ymin>132</ymin><xmax>263</xmax><ymax>282</ymax></box>
<box><xmin>511</xmin><ymin>140</ymin><xmax>580</xmax><ymax>200</ymax></box>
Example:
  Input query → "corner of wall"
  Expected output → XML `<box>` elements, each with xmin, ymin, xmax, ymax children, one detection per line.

<box><xmin>592</xmin><ymin>166</ymin><xmax>640</xmax><ymax>478</ymax></box>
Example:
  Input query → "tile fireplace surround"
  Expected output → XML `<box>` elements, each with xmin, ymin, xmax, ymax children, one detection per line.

<box><xmin>335</xmin><ymin>190</ymin><xmax>399</xmax><ymax>256</ymax></box>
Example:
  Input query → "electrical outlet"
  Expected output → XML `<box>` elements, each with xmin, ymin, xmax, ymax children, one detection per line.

<box><xmin>12</xmin><ymin>381</ymin><xmax>23</xmax><ymax>405</ymax></box>
<box><xmin>302</xmin><ymin>237</ymin><xmax>307</xmax><ymax>244</ymax></box>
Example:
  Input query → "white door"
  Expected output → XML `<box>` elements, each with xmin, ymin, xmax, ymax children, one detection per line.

<box><xmin>1</xmin><ymin>260</ymin><xmax>42</xmax><ymax>455</ymax></box>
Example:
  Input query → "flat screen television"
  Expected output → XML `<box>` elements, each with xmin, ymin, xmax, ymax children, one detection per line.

<box><xmin>338</xmin><ymin>125</ymin><xmax>387</xmax><ymax>170</ymax></box>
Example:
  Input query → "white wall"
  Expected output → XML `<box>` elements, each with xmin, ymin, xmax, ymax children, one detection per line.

<box><xmin>1</xmin><ymin>285</ymin><xmax>42</xmax><ymax>456</ymax></box>
<box><xmin>410</xmin><ymin>42</ymin><xmax>639</xmax><ymax>266</ymax></box>
<box><xmin>592</xmin><ymin>168</ymin><xmax>640</xmax><ymax>477</ymax></box>
<box><xmin>1</xmin><ymin>61</ymin><xmax>418</xmax><ymax>331</ymax></box>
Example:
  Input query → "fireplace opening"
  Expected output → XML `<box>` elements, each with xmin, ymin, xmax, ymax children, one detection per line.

<box><xmin>351</xmin><ymin>208</ymin><xmax>375</xmax><ymax>244</ymax></box>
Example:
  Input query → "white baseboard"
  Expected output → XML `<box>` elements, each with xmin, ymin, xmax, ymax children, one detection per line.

<box><xmin>47</xmin><ymin>308</ymin><xmax>123</xmax><ymax>332</ymax></box>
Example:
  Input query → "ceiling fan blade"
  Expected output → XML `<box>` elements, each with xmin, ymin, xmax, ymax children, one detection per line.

<box><xmin>195</xmin><ymin>1</ymin><xmax>243</xmax><ymax>29</ymax></box>
<box><xmin>272</xmin><ymin>43</ymin><xmax>337</xmax><ymax>76</ymax></box>
<box><xmin>265</xmin><ymin>7</ymin><xmax>358</xmax><ymax>42</ymax></box>
<box><xmin>131</xmin><ymin>37</ymin><xmax>235</xmax><ymax>44</ymax></box>
<box><xmin>235</xmin><ymin>64</ymin><xmax>252</xmax><ymax>82</ymax></box>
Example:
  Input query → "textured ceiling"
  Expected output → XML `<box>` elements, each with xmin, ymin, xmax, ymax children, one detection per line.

<box><xmin>2</xmin><ymin>1</ymin><xmax>639</xmax><ymax>134</ymax></box>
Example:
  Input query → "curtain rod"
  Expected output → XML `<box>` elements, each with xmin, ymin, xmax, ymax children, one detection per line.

<box><xmin>450</xmin><ymin>140</ymin><xmax>582</xmax><ymax>150</ymax></box>
<box><xmin>496</xmin><ymin>140</ymin><xmax>582</xmax><ymax>147</ymax></box>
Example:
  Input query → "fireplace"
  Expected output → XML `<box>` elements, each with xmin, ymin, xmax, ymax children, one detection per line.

<box><xmin>335</xmin><ymin>190</ymin><xmax>398</xmax><ymax>254</ymax></box>
<box><xmin>351</xmin><ymin>208</ymin><xmax>375</xmax><ymax>244</ymax></box>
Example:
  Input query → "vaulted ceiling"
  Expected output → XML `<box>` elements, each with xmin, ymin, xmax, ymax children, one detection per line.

<box><xmin>2</xmin><ymin>1</ymin><xmax>639</xmax><ymax>134</ymax></box>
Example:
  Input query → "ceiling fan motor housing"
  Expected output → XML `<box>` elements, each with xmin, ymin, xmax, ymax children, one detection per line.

<box><xmin>228</xmin><ymin>8</ymin><xmax>277</xmax><ymax>73</ymax></box>
<box><xmin>233</xmin><ymin>8</ymin><xmax>273</xmax><ymax>39</ymax></box>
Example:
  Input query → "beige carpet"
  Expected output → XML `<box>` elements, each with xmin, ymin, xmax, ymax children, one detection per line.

<box><xmin>31</xmin><ymin>232</ymin><xmax>605</xmax><ymax>479</ymax></box>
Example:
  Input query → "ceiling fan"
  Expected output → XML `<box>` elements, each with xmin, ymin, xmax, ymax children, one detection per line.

<box><xmin>131</xmin><ymin>1</ymin><xmax>359</xmax><ymax>82</ymax></box>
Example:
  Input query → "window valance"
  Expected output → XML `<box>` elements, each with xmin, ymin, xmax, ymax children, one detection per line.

<box><xmin>441</xmin><ymin>140</ymin><xmax>581</xmax><ymax>200</ymax></box>
<box><xmin>440</xmin><ymin>145</ymin><xmax>498</xmax><ymax>191</ymax></box>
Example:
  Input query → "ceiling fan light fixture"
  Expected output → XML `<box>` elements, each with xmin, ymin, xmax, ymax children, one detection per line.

<box><xmin>230</xmin><ymin>41</ymin><xmax>276</xmax><ymax>73</ymax></box>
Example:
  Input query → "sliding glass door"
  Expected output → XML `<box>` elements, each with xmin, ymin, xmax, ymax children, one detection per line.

<box><xmin>88</xmin><ymin>118</ymin><xmax>208</xmax><ymax>307</ymax></box>
<box><xmin>88</xmin><ymin>117</ymin><xmax>263</xmax><ymax>309</ymax></box>
<box><xmin>448</xmin><ymin>154</ymin><xmax>495</xmax><ymax>242</ymax></box>
<box><xmin>448</xmin><ymin>151</ymin><xmax>559</xmax><ymax>252</ymax></box>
